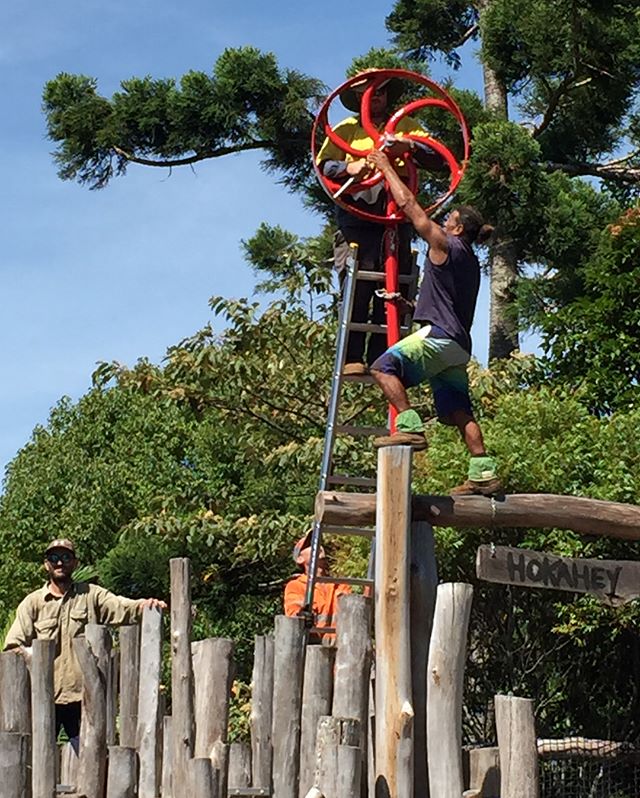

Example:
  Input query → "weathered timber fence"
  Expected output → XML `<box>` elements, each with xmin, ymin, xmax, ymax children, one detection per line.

<box><xmin>2</xmin><ymin>445</ymin><xmax>628</xmax><ymax>797</ymax></box>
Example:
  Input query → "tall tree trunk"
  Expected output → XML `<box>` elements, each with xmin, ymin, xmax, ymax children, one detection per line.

<box><xmin>477</xmin><ymin>0</ymin><xmax>520</xmax><ymax>360</ymax></box>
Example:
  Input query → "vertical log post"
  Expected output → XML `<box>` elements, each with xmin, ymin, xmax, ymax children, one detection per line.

<box><xmin>211</xmin><ymin>740</ymin><xmax>229</xmax><ymax>798</ymax></box>
<box><xmin>250</xmin><ymin>634</ymin><xmax>274</xmax><ymax>791</ymax></box>
<box><xmin>192</xmin><ymin>638</ymin><xmax>234</xmax><ymax>783</ymax></box>
<box><xmin>60</xmin><ymin>742</ymin><xmax>79</xmax><ymax>791</ymax></box>
<box><xmin>118</xmin><ymin>625</ymin><xmax>140</xmax><ymax>748</ymax></box>
<box><xmin>426</xmin><ymin>583</ymin><xmax>473</xmax><ymax>798</ymax></box>
<box><xmin>410</xmin><ymin>520</ymin><xmax>438</xmax><ymax>797</ymax></box>
<box><xmin>332</xmin><ymin>594</ymin><xmax>372</xmax><ymax>736</ymax></box>
<box><xmin>75</xmin><ymin>624</ymin><xmax>112</xmax><ymax>798</ymax></box>
<box><xmin>137</xmin><ymin>607</ymin><xmax>163</xmax><ymax>798</ymax></box>
<box><xmin>170</xmin><ymin>557</ymin><xmax>195</xmax><ymax>792</ymax></box>
<box><xmin>332</xmin><ymin>593</ymin><xmax>372</xmax><ymax>797</ymax></box>
<box><xmin>0</xmin><ymin>652</ymin><xmax>31</xmax><ymax>733</ymax></box>
<box><xmin>272</xmin><ymin>615</ymin><xmax>306</xmax><ymax>798</ymax></box>
<box><xmin>189</xmin><ymin>756</ymin><xmax>219</xmax><ymax>798</ymax></box>
<box><xmin>161</xmin><ymin>716</ymin><xmax>173</xmax><ymax>798</ymax></box>
<box><xmin>494</xmin><ymin>695</ymin><xmax>539</xmax><ymax>798</ymax></box>
<box><xmin>107</xmin><ymin>648</ymin><xmax>120</xmax><ymax>746</ymax></box>
<box><xmin>299</xmin><ymin>645</ymin><xmax>335</xmax><ymax>798</ymax></box>
<box><xmin>228</xmin><ymin>742</ymin><xmax>252</xmax><ymax>790</ymax></box>
<box><xmin>31</xmin><ymin>639</ymin><xmax>56</xmax><ymax>798</ymax></box>
<box><xmin>336</xmin><ymin>743</ymin><xmax>362</xmax><ymax>798</ymax></box>
<box><xmin>106</xmin><ymin>745</ymin><xmax>137</xmax><ymax>798</ymax></box>
<box><xmin>313</xmin><ymin>716</ymin><xmax>360</xmax><ymax>798</ymax></box>
<box><xmin>0</xmin><ymin>732</ymin><xmax>30</xmax><ymax>798</ymax></box>
<box><xmin>375</xmin><ymin>446</ymin><xmax>414</xmax><ymax>798</ymax></box>
<box><xmin>467</xmin><ymin>746</ymin><xmax>500</xmax><ymax>797</ymax></box>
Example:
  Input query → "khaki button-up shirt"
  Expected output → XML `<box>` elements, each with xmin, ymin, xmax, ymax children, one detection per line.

<box><xmin>3</xmin><ymin>581</ymin><xmax>143</xmax><ymax>704</ymax></box>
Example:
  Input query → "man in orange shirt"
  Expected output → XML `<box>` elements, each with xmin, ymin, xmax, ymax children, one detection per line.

<box><xmin>283</xmin><ymin>533</ymin><xmax>350</xmax><ymax>642</ymax></box>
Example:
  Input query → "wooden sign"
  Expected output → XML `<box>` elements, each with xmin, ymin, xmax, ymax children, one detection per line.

<box><xmin>476</xmin><ymin>545</ymin><xmax>640</xmax><ymax>605</ymax></box>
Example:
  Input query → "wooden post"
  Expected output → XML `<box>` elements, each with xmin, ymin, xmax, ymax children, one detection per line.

<box><xmin>31</xmin><ymin>639</ymin><xmax>56</xmax><ymax>798</ymax></box>
<box><xmin>272</xmin><ymin>615</ymin><xmax>306</xmax><ymax>798</ymax></box>
<box><xmin>336</xmin><ymin>743</ymin><xmax>361</xmax><ymax>798</ymax></box>
<box><xmin>0</xmin><ymin>652</ymin><xmax>31</xmax><ymax>733</ymax></box>
<box><xmin>332</xmin><ymin>594</ymin><xmax>372</xmax><ymax>735</ymax></box>
<box><xmin>107</xmin><ymin>648</ymin><xmax>120</xmax><ymax>746</ymax></box>
<box><xmin>332</xmin><ymin>593</ymin><xmax>372</xmax><ymax>797</ymax></box>
<box><xmin>211</xmin><ymin>739</ymin><xmax>229</xmax><ymax>798</ymax></box>
<box><xmin>118</xmin><ymin>625</ymin><xmax>140</xmax><ymax>748</ymax></box>
<box><xmin>192</xmin><ymin>638</ymin><xmax>234</xmax><ymax>757</ymax></box>
<box><xmin>170</xmin><ymin>557</ymin><xmax>195</xmax><ymax>792</ymax></box>
<box><xmin>228</xmin><ymin>742</ymin><xmax>252</xmax><ymax>790</ymax></box>
<box><xmin>189</xmin><ymin>756</ymin><xmax>219</xmax><ymax>798</ymax></box>
<box><xmin>137</xmin><ymin>607</ymin><xmax>163</xmax><ymax>798</ymax></box>
<box><xmin>106</xmin><ymin>745</ymin><xmax>137</xmax><ymax>798</ymax></box>
<box><xmin>375</xmin><ymin>446</ymin><xmax>414</xmax><ymax>798</ymax></box>
<box><xmin>426</xmin><ymin>583</ymin><xmax>473</xmax><ymax>798</ymax></box>
<box><xmin>0</xmin><ymin>731</ymin><xmax>30</xmax><ymax>798</ymax></box>
<box><xmin>314</xmin><ymin>717</ymin><xmax>360</xmax><ymax>798</ymax></box>
<box><xmin>410</xmin><ymin>520</ymin><xmax>438</xmax><ymax>798</ymax></box>
<box><xmin>250</xmin><ymin>634</ymin><xmax>274</xmax><ymax>790</ymax></box>
<box><xmin>299</xmin><ymin>645</ymin><xmax>335</xmax><ymax>798</ymax></box>
<box><xmin>495</xmin><ymin>695</ymin><xmax>539</xmax><ymax>798</ymax></box>
<box><xmin>161</xmin><ymin>716</ymin><xmax>173</xmax><ymax>798</ymax></box>
<box><xmin>60</xmin><ymin>742</ymin><xmax>79</xmax><ymax>791</ymax></box>
<box><xmin>75</xmin><ymin>625</ymin><xmax>112</xmax><ymax>798</ymax></box>
<box><xmin>467</xmin><ymin>747</ymin><xmax>500</xmax><ymax>798</ymax></box>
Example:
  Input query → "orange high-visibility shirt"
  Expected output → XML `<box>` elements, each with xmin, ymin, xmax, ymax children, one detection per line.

<box><xmin>283</xmin><ymin>574</ymin><xmax>351</xmax><ymax>639</ymax></box>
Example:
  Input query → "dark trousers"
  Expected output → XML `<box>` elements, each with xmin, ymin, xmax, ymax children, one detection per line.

<box><xmin>55</xmin><ymin>701</ymin><xmax>81</xmax><ymax>740</ymax></box>
<box><xmin>334</xmin><ymin>224</ymin><xmax>413</xmax><ymax>365</ymax></box>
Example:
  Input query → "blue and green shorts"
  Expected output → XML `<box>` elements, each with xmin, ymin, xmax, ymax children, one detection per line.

<box><xmin>370</xmin><ymin>325</ymin><xmax>473</xmax><ymax>422</ymax></box>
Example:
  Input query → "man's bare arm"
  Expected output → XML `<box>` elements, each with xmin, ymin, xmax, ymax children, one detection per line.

<box><xmin>367</xmin><ymin>149</ymin><xmax>449</xmax><ymax>261</ymax></box>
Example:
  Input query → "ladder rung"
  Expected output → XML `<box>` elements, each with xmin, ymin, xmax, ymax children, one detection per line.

<box><xmin>321</xmin><ymin>525</ymin><xmax>375</xmax><ymax>538</ymax></box>
<box><xmin>336</xmin><ymin>424</ymin><xmax>388</xmax><ymax>437</ymax></box>
<box><xmin>317</xmin><ymin>575</ymin><xmax>374</xmax><ymax>588</ymax></box>
<box><xmin>310</xmin><ymin>626</ymin><xmax>335</xmax><ymax>635</ymax></box>
<box><xmin>356</xmin><ymin>270</ymin><xmax>414</xmax><ymax>284</ymax></box>
<box><xmin>327</xmin><ymin>475</ymin><xmax>377</xmax><ymax>488</ymax></box>
<box><xmin>348</xmin><ymin>322</ymin><xmax>411</xmax><ymax>334</ymax></box>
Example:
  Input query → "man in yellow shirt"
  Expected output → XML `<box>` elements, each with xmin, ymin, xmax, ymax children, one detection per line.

<box><xmin>4</xmin><ymin>538</ymin><xmax>166</xmax><ymax>748</ymax></box>
<box><xmin>317</xmin><ymin>72</ymin><xmax>445</xmax><ymax>373</ymax></box>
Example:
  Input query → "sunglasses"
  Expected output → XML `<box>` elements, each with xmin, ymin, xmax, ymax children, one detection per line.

<box><xmin>45</xmin><ymin>552</ymin><xmax>74</xmax><ymax>564</ymax></box>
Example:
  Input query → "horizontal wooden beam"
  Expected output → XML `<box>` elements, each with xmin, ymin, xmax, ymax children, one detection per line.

<box><xmin>316</xmin><ymin>492</ymin><xmax>640</xmax><ymax>540</ymax></box>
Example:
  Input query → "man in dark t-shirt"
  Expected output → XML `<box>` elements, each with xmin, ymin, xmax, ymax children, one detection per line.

<box><xmin>366</xmin><ymin>148</ymin><xmax>502</xmax><ymax>496</ymax></box>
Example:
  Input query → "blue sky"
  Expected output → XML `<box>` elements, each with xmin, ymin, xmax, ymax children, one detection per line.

<box><xmin>0</xmin><ymin>1</ymin><xmax>536</xmax><ymax>480</ymax></box>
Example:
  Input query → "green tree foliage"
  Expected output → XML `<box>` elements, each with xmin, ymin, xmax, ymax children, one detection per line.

<box><xmin>534</xmin><ymin>206</ymin><xmax>640</xmax><ymax>413</ymax></box>
<box><xmin>43</xmin><ymin>47</ymin><xmax>324</xmax><ymax>190</ymax></box>
<box><xmin>241</xmin><ymin>223</ymin><xmax>334</xmax><ymax>317</ymax></box>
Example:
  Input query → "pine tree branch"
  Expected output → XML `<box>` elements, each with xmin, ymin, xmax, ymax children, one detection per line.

<box><xmin>112</xmin><ymin>140</ymin><xmax>275</xmax><ymax>168</ymax></box>
<box><xmin>533</xmin><ymin>74</ymin><xmax>575</xmax><ymax>138</ymax></box>
<box><xmin>455</xmin><ymin>23</ymin><xmax>479</xmax><ymax>48</ymax></box>
<box><xmin>544</xmin><ymin>160</ymin><xmax>640</xmax><ymax>184</ymax></box>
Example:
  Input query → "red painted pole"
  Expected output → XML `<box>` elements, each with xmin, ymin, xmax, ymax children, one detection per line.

<box><xmin>384</xmin><ymin>195</ymin><xmax>401</xmax><ymax>432</ymax></box>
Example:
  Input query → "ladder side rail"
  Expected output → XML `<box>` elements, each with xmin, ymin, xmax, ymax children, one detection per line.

<box><xmin>302</xmin><ymin>244</ymin><xmax>359</xmax><ymax>614</ymax></box>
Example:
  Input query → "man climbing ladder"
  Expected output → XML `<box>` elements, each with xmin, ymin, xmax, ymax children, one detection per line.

<box><xmin>367</xmin><ymin>148</ymin><xmax>503</xmax><ymax>496</ymax></box>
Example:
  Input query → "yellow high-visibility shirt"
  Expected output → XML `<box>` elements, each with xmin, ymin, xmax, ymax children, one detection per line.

<box><xmin>316</xmin><ymin>115</ymin><xmax>429</xmax><ymax>175</ymax></box>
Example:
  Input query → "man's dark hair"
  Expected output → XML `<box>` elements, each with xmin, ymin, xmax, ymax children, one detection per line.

<box><xmin>456</xmin><ymin>206</ymin><xmax>494</xmax><ymax>245</ymax></box>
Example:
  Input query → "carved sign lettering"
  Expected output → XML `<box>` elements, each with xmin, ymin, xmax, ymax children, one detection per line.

<box><xmin>476</xmin><ymin>545</ymin><xmax>640</xmax><ymax>605</ymax></box>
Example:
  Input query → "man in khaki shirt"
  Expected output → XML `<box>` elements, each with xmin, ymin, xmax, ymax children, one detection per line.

<box><xmin>4</xmin><ymin>538</ymin><xmax>166</xmax><ymax>747</ymax></box>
